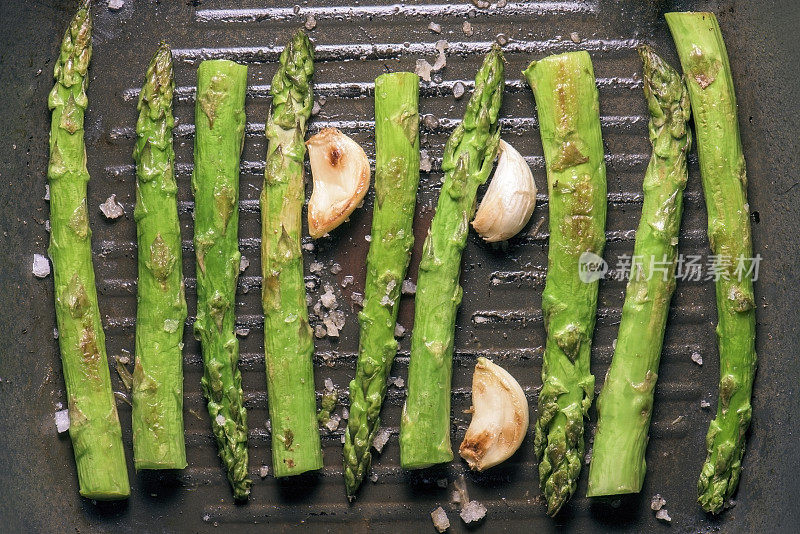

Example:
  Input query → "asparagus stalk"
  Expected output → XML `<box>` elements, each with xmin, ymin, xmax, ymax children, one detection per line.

<box><xmin>343</xmin><ymin>72</ymin><xmax>420</xmax><ymax>496</ymax></box>
<box><xmin>261</xmin><ymin>30</ymin><xmax>322</xmax><ymax>478</ymax></box>
<box><xmin>666</xmin><ymin>12</ymin><xmax>757</xmax><ymax>514</ymax></box>
<box><xmin>400</xmin><ymin>46</ymin><xmax>504</xmax><ymax>469</ymax></box>
<box><xmin>47</xmin><ymin>1</ymin><xmax>130</xmax><ymax>500</ymax></box>
<box><xmin>131</xmin><ymin>43</ymin><xmax>188</xmax><ymax>471</ymax></box>
<box><xmin>523</xmin><ymin>51</ymin><xmax>606</xmax><ymax>515</ymax></box>
<box><xmin>587</xmin><ymin>46</ymin><xmax>691</xmax><ymax>497</ymax></box>
<box><xmin>193</xmin><ymin>59</ymin><xmax>251</xmax><ymax>499</ymax></box>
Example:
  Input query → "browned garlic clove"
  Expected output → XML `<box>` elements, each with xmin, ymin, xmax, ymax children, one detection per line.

<box><xmin>306</xmin><ymin>128</ymin><xmax>370</xmax><ymax>238</ymax></box>
<box><xmin>459</xmin><ymin>357</ymin><xmax>529</xmax><ymax>471</ymax></box>
<box><xmin>471</xmin><ymin>139</ymin><xmax>537</xmax><ymax>242</ymax></box>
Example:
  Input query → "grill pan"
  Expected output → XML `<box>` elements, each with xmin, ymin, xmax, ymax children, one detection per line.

<box><xmin>1</xmin><ymin>0</ymin><xmax>799</xmax><ymax>532</ymax></box>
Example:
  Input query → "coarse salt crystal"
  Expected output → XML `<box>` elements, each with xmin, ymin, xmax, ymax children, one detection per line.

<box><xmin>372</xmin><ymin>427</ymin><xmax>391</xmax><ymax>453</ymax></box>
<box><xmin>32</xmin><ymin>254</ymin><xmax>50</xmax><ymax>278</ymax></box>
<box><xmin>430</xmin><ymin>506</ymin><xmax>450</xmax><ymax>533</ymax></box>
<box><xmin>239</xmin><ymin>255</ymin><xmax>249</xmax><ymax>272</ymax></box>
<box><xmin>394</xmin><ymin>323</ymin><xmax>406</xmax><ymax>338</ymax></box>
<box><xmin>691</xmin><ymin>352</ymin><xmax>703</xmax><ymax>365</ymax></box>
<box><xmin>55</xmin><ymin>409</ymin><xmax>70</xmax><ymax>433</ymax></box>
<box><xmin>310</xmin><ymin>261</ymin><xmax>324</xmax><ymax>274</ymax></box>
<box><xmin>108</xmin><ymin>0</ymin><xmax>124</xmax><ymax>11</ymax></box>
<box><xmin>259</xmin><ymin>465</ymin><xmax>269</xmax><ymax>478</ymax></box>
<box><xmin>655</xmin><ymin>508</ymin><xmax>671</xmax><ymax>522</ymax></box>
<box><xmin>650</xmin><ymin>493</ymin><xmax>666</xmax><ymax>511</ymax></box>
<box><xmin>324</xmin><ymin>378</ymin><xmax>335</xmax><ymax>391</ymax></box>
<box><xmin>460</xmin><ymin>500</ymin><xmax>487</xmax><ymax>524</ymax></box>
<box><xmin>402</xmin><ymin>279</ymin><xmax>417</xmax><ymax>295</ymax></box>
<box><xmin>215</xmin><ymin>414</ymin><xmax>226</xmax><ymax>426</ymax></box>
<box><xmin>99</xmin><ymin>194</ymin><xmax>124</xmax><ymax>219</ymax></box>
<box><xmin>235</xmin><ymin>327</ymin><xmax>250</xmax><ymax>337</ymax></box>
<box><xmin>325</xmin><ymin>413</ymin><xmax>340</xmax><ymax>431</ymax></box>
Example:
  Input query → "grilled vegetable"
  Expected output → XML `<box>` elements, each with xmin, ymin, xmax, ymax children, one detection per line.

<box><xmin>459</xmin><ymin>358</ymin><xmax>529</xmax><ymax>471</ymax></box>
<box><xmin>47</xmin><ymin>0</ymin><xmax>130</xmax><ymax>500</ymax></box>
<box><xmin>131</xmin><ymin>42</ymin><xmax>188</xmax><ymax>471</ymax></box>
<box><xmin>261</xmin><ymin>30</ymin><xmax>322</xmax><ymax>478</ymax></box>
<box><xmin>666</xmin><ymin>11</ymin><xmax>757</xmax><ymax>514</ymax></box>
<box><xmin>523</xmin><ymin>51</ymin><xmax>607</xmax><ymax>515</ymax></box>
<box><xmin>343</xmin><ymin>72</ymin><xmax>420</xmax><ymax>497</ymax></box>
<box><xmin>587</xmin><ymin>45</ymin><xmax>691</xmax><ymax>497</ymax></box>
<box><xmin>400</xmin><ymin>45</ymin><xmax>504</xmax><ymax>469</ymax></box>
<box><xmin>193</xmin><ymin>59</ymin><xmax>250</xmax><ymax>499</ymax></box>
<box><xmin>306</xmin><ymin>127</ymin><xmax>371</xmax><ymax>239</ymax></box>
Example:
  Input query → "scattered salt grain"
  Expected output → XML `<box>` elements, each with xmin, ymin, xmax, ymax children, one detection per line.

<box><xmin>302</xmin><ymin>242</ymin><xmax>315</xmax><ymax>252</ymax></box>
<box><xmin>655</xmin><ymin>509</ymin><xmax>671</xmax><ymax>522</ymax></box>
<box><xmin>462</xmin><ymin>21</ymin><xmax>474</xmax><ymax>36</ymax></box>
<box><xmin>422</xmin><ymin>114</ymin><xmax>440</xmax><ymax>130</ymax></box>
<box><xmin>55</xmin><ymin>409</ymin><xmax>70</xmax><ymax>433</ymax></box>
<box><xmin>496</xmin><ymin>0</ymin><xmax>507</xmax><ymax>7</ymax></box>
<box><xmin>471</xmin><ymin>0</ymin><xmax>490</xmax><ymax>8</ymax></box>
<box><xmin>432</xmin><ymin>40</ymin><xmax>448</xmax><ymax>71</ymax></box>
<box><xmin>341</xmin><ymin>407</ymin><xmax>349</xmax><ymax>420</ymax></box>
<box><xmin>430</xmin><ymin>507</ymin><xmax>450</xmax><ymax>533</ymax></box>
<box><xmin>259</xmin><ymin>465</ymin><xmax>269</xmax><ymax>478</ymax></box>
<box><xmin>265</xmin><ymin>419</ymin><xmax>272</xmax><ymax>433</ymax></box>
<box><xmin>235</xmin><ymin>327</ymin><xmax>250</xmax><ymax>337</ymax></box>
<box><xmin>330</xmin><ymin>310</ymin><xmax>346</xmax><ymax>329</ymax></box>
<box><xmin>324</xmin><ymin>378</ymin><xmax>335</xmax><ymax>392</ymax></box>
<box><xmin>460</xmin><ymin>500</ymin><xmax>487</xmax><ymax>524</ymax></box>
<box><xmin>325</xmin><ymin>413</ymin><xmax>341</xmax><ymax>431</ymax></box>
<box><xmin>108</xmin><ymin>0</ymin><xmax>124</xmax><ymax>11</ymax></box>
<box><xmin>372</xmin><ymin>427</ymin><xmax>391</xmax><ymax>453</ymax></box>
<box><xmin>99</xmin><ymin>194</ymin><xmax>124</xmax><ymax>219</ymax></box>
<box><xmin>45</xmin><ymin>220</ymin><xmax>51</xmax><ymax>232</ymax></box>
<box><xmin>380</xmin><ymin>295</ymin><xmax>394</xmax><ymax>307</ymax></box>
<box><xmin>320</xmin><ymin>287</ymin><xmax>338</xmax><ymax>309</ymax></box>
<box><xmin>310</xmin><ymin>261</ymin><xmax>324</xmax><ymax>274</ymax></box>
<box><xmin>340</xmin><ymin>433</ymin><xmax>346</xmax><ymax>444</ymax></box>
<box><xmin>323</xmin><ymin>318</ymin><xmax>339</xmax><ymax>338</ymax></box>
<box><xmin>701</xmin><ymin>399</ymin><xmax>711</xmax><ymax>409</ymax></box>
<box><xmin>369</xmin><ymin>472</ymin><xmax>379</xmax><ymax>483</ymax></box>
<box><xmin>394</xmin><ymin>323</ymin><xmax>406</xmax><ymax>338</ymax></box>
<box><xmin>570</xmin><ymin>31</ymin><xmax>581</xmax><ymax>44</ymax></box>
<box><xmin>415</xmin><ymin>59</ymin><xmax>433</xmax><ymax>82</ymax></box>
<box><xmin>311</xmin><ymin>101</ymin><xmax>322</xmax><ymax>116</ymax></box>
<box><xmin>304</xmin><ymin>14</ymin><xmax>317</xmax><ymax>30</ymax></box>
<box><xmin>342</xmin><ymin>275</ymin><xmax>354</xmax><ymax>288</ymax></box>
<box><xmin>53</xmin><ymin>328</ymin><xmax>59</xmax><ymax>339</ymax></box>
<box><xmin>420</xmin><ymin>150</ymin><xmax>432</xmax><ymax>172</ymax></box>
<box><xmin>32</xmin><ymin>254</ymin><xmax>50</xmax><ymax>278</ymax></box>
<box><xmin>452</xmin><ymin>81</ymin><xmax>466</xmax><ymax>99</ymax></box>
<box><xmin>428</xmin><ymin>22</ymin><xmax>442</xmax><ymax>34</ymax></box>
<box><xmin>650</xmin><ymin>493</ymin><xmax>666</xmax><ymax>511</ymax></box>
<box><xmin>239</xmin><ymin>255</ymin><xmax>249</xmax><ymax>272</ymax></box>
<box><xmin>215</xmin><ymin>414</ymin><xmax>226</xmax><ymax>426</ymax></box>
<box><xmin>401</xmin><ymin>279</ymin><xmax>417</xmax><ymax>295</ymax></box>
<box><xmin>330</xmin><ymin>263</ymin><xmax>342</xmax><ymax>274</ymax></box>
<box><xmin>691</xmin><ymin>352</ymin><xmax>703</xmax><ymax>365</ymax></box>
<box><xmin>44</xmin><ymin>184</ymin><xmax>50</xmax><ymax>201</ymax></box>
<box><xmin>351</xmin><ymin>292</ymin><xmax>364</xmax><ymax>306</ymax></box>
<box><xmin>364</xmin><ymin>234</ymin><xmax>372</xmax><ymax>242</ymax></box>
<box><xmin>314</xmin><ymin>324</ymin><xmax>327</xmax><ymax>338</ymax></box>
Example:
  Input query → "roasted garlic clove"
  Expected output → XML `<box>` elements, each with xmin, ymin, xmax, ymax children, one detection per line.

<box><xmin>471</xmin><ymin>139</ymin><xmax>537</xmax><ymax>242</ymax></box>
<box><xmin>459</xmin><ymin>357</ymin><xmax>529</xmax><ymax>471</ymax></box>
<box><xmin>306</xmin><ymin>128</ymin><xmax>370</xmax><ymax>238</ymax></box>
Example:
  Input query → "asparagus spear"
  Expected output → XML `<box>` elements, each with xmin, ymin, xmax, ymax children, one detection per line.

<box><xmin>47</xmin><ymin>1</ymin><xmax>130</xmax><ymax>500</ymax></box>
<box><xmin>587</xmin><ymin>46</ymin><xmax>691</xmax><ymax>497</ymax></box>
<box><xmin>400</xmin><ymin>46</ymin><xmax>504</xmax><ymax>469</ymax></box>
<box><xmin>193</xmin><ymin>59</ymin><xmax>251</xmax><ymax>499</ymax></box>
<box><xmin>666</xmin><ymin>12</ymin><xmax>757</xmax><ymax>514</ymax></box>
<box><xmin>131</xmin><ymin>43</ymin><xmax>188</xmax><ymax>471</ymax></box>
<box><xmin>343</xmin><ymin>72</ymin><xmax>420</xmax><ymax>496</ymax></box>
<box><xmin>523</xmin><ymin>51</ymin><xmax>606</xmax><ymax>515</ymax></box>
<box><xmin>261</xmin><ymin>30</ymin><xmax>322</xmax><ymax>478</ymax></box>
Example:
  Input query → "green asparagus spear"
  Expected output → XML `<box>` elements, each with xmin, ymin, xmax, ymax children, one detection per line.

<box><xmin>666</xmin><ymin>12</ymin><xmax>757</xmax><ymax>514</ymax></box>
<box><xmin>47</xmin><ymin>1</ymin><xmax>130</xmax><ymax>500</ymax></box>
<box><xmin>400</xmin><ymin>46</ymin><xmax>504</xmax><ymax>469</ymax></box>
<box><xmin>587</xmin><ymin>46</ymin><xmax>691</xmax><ymax>497</ymax></box>
<box><xmin>131</xmin><ymin>43</ymin><xmax>188</xmax><ymax>471</ymax></box>
<box><xmin>523</xmin><ymin>51</ymin><xmax>606</xmax><ymax>515</ymax></box>
<box><xmin>193</xmin><ymin>59</ymin><xmax>250</xmax><ymax>499</ymax></box>
<box><xmin>261</xmin><ymin>30</ymin><xmax>322</xmax><ymax>478</ymax></box>
<box><xmin>344</xmin><ymin>72</ymin><xmax>420</xmax><ymax>496</ymax></box>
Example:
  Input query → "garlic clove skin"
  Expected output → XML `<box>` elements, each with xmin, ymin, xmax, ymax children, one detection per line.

<box><xmin>459</xmin><ymin>357</ymin><xmax>529</xmax><ymax>471</ymax></box>
<box><xmin>306</xmin><ymin>128</ymin><xmax>371</xmax><ymax>239</ymax></box>
<box><xmin>471</xmin><ymin>139</ymin><xmax>537</xmax><ymax>242</ymax></box>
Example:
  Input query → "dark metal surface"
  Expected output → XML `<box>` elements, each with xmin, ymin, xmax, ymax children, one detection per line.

<box><xmin>1</xmin><ymin>0</ymin><xmax>798</xmax><ymax>532</ymax></box>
